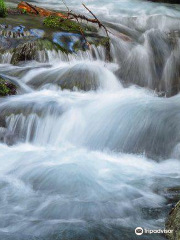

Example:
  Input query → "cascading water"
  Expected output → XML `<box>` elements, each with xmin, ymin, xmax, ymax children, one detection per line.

<box><xmin>1</xmin><ymin>0</ymin><xmax>180</xmax><ymax>239</ymax></box>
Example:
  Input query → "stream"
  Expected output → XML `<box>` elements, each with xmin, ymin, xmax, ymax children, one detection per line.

<box><xmin>1</xmin><ymin>0</ymin><xmax>180</xmax><ymax>239</ymax></box>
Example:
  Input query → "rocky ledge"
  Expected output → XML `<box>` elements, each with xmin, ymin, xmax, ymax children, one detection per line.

<box><xmin>166</xmin><ymin>200</ymin><xmax>180</xmax><ymax>240</ymax></box>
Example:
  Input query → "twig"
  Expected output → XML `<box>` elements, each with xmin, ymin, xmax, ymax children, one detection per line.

<box><xmin>82</xmin><ymin>4</ymin><xmax>109</xmax><ymax>37</ymax></box>
<box><xmin>61</xmin><ymin>0</ymin><xmax>90</xmax><ymax>47</ymax></box>
<box><xmin>62</xmin><ymin>0</ymin><xmax>70</xmax><ymax>12</ymax></box>
<box><xmin>25</xmin><ymin>2</ymin><xmax>39</xmax><ymax>14</ymax></box>
<box><xmin>60</xmin><ymin>0</ymin><xmax>111</xmax><ymax>59</ymax></box>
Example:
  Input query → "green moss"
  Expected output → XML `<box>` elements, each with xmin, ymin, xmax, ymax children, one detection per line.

<box><xmin>36</xmin><ymin>39</ymin><xmax>68</xmax><ymax>53</ymax></box>
<box><xmin>0</xmin><ymin>78</ymin><xmax>16</xmax><ymax>96</ymax></box>
<box><xmin>93</xmin><ymin>37</ymin><xmax>110</xmax><ymax>47</ymax></box>
<box><xmin>43</xmin><ymin>16</ymin><xmax>97</xmax><ymax>33</ymax></box>
<box><xmin>0</xmin><ymin>79</ymin><xmax>11</xmax><ymax>96</ymax></box>
<box><xmin>21</xmin><ymin>9</ymin><xmax>27</xmax><ymax>14</ymax></box>
<box><xmin>0</xmin><ymin>0</ymin><xmax>7</xmax><ymax>18</ymax></box>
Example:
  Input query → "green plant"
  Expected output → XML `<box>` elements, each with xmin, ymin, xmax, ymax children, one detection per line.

<box><xmin>0</xmin><ymin>79</ymin><xmax>10</xmax><ymax>96</ymax></box>
<box><xmin>0</xmin><ymin>78</ymin><xmax>16</xmax><ymax>96</ymax></box>
<box><xmin>21</xmin><ymin>9</ymin><xmax>27</xmax><ymax>14</ymax></box>
<box><xmin>0</xmin><ymin>0</ymin><xmax>7</xmax><ymax>18</ymax></box>
<box><xmin>44</xmin><ymin>16</ymin><xmax>81</xmax><ymax>32</ymax></box>
<box><xmin>43</xmin><ymin>16</ymin><xmax>97</xmax><ymax>33</ymax></box>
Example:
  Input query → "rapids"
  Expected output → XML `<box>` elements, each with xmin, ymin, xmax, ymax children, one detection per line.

<box><xmin>1</xmin><ymin>0</ymin><xmax>180</xmax><ymax>239</ymax></box>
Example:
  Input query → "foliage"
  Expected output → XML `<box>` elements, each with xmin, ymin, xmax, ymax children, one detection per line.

<box><xmin>0</xmin><ymin>79</ymin><xmax>10</xmax><ymax>96</ymax></box>
<box><xmin>0</xmin><ymin>78</ymin><xmax>16</xmax><ymax>96</ymax></box>
<box><xmin>0</xmin><ymin>0</ymin><xmax>7</xmax><ymax>18</ymax></box>
<box><xmin>21</xmin><ymin>9</ymin><xmax>27</xmax><ymax>14</ymax></box>
<box><xmin>44</xmin><ymin>16</ymin><xmax>82</xmax><ymax>32</ymax></box>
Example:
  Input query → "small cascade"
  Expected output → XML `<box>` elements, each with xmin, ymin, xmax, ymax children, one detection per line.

<box><xmin>0</xmin><ymin>52</ymin><xmax>13</xmax><ymax>64</ymax></box>
<box><xmin>36</xmin><ymin>44</ymin><xmax>107</xmax><ymax>63</ymax></box>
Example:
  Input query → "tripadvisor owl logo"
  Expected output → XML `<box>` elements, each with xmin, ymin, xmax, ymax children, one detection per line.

<box><xmin>135</xmin><ymin>227</ymin><xmax>143</xmax><ymax>235</ymax></box>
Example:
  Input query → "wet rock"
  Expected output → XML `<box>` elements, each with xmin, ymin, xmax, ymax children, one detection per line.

<box><xmin>29</xmin><ymin>29</ymin><xmax>45</xmax><ymax>38</ymax></box>
<box><xmin>0</xmin><ymin>77</ymin><xmax>16</xmax><ymax>96</ymax></box>
<box><xmin>58</xmin><ymin>64</ymin><xmax>100</xmax><ymax>91</ymax></box>
<box><xmin>0</xmin><ymin>24</ymin><xmax>36</xmax><ymax>39</ymax></box>
<box><xmin>27</xmin><ymin>62</ymin><xmax>110</xmax><ymax>91</ymax></box>
<box><xmin>10</xmin><ymin>39</ymin><xmax>66</xmax><ymax>65</ymax></box>
<box><xmin>166</xmin><ymin>201</ymin><xmax>180</xmax><ymax>240</ymax></box>
<box><xmin>11</xmin><ymin>41</ymin><xmax>37</xmax><ymax>65</ymax></box>
<box><xmin>0</xmin><ymin>116</ymin><xmax>5</xmax><ymax>128</ymax></box>
<box><xmin>0</xmin><ymin>21</ymin><xmax>109</xmax><ymax>64</ymax></box>
<box><xmin>164</xmin><ymin>187</ymin><xmax>180</xmax><ymax>205</ymax></box>
<box><xmin>53</xmin><ymin>32</ymin><xmax>87</xmax><ymax>52</ymax></box>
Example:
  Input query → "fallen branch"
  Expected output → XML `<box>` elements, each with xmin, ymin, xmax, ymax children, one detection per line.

<box><xmin>18</xmin><ymin>1</ymin><xmax>67</xmax><ymax>18</ymax></box>
<box><xmin>82</xmin><ymin>4</ymin><xmax>110</xmax><ymax>38</ymax></box>
<box><xmin>60</xmin><ymin>0</ymin><xmax>111</xmax><ymax>60</ymax></box>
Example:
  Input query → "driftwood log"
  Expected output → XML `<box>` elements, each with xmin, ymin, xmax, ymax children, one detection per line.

<box><xmin>18</xmin><ymin>1</ymin><xmax>67</xmax><ymax>18</ymax></box>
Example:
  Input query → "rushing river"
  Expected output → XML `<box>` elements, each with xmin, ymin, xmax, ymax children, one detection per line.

<box><xmin>1</xmin><ymin>0</ymin><xmax>180</xmax><ymax>239</ymax></box>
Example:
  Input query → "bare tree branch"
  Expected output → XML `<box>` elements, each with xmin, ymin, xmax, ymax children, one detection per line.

<box><xmin>60</xmin><ymin>0</ymin><xmax>111</xmax><ymax>60</ymax></box>
<box><xmin>82</xmin><ymin>4</ymin><xmax>110</xmax><ymax>37</ymax></box>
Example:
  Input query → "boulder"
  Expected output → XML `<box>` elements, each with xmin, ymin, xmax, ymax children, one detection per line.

<box><xmin>10</xmin><ymin>39</ymin><xmax>67</xmax><ymax>65</ymax></box>
<box><xmin>10</xmin><ymin>41</ymin><xmax>37</xmax><ymax>65</ymax></box>
<box><xmin>166</xmin><ymin>201</ymin><xmax>180</xmax><ymax>240</ymax></box>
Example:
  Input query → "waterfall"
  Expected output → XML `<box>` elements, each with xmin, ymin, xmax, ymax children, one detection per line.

<box><xmin>1</xmin><ymin>1</ymin><xmax>180</xmax><ymax>240</ymax></box>
<box><xmin>0</xmin><ymin>52</ymin><xmax>13</xmax><ymax>64</ymax></box>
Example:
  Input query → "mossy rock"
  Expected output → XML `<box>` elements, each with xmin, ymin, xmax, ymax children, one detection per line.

<box><xmin>10</xmin><ymin>39</ymin><xmax>67</xmax><ymax>65</ymax></box>
<box><xmin>43</xmin><ymin>16</ymin><xmax>97</xmax><ymax>33</ymax></box>
<box><xmin>0</xmin><ymin>0</ymin><xmax>7</xmax><ymax>18</ymax></box>
<box><xmin>166</xmin><ymin>201</ymin><xmax>180</xmax><ymax>240</ymax></box>
<box><xmin>0</xmin><ymin>77</ymin><xmax>16</xmax><ymax>96</ymax></box>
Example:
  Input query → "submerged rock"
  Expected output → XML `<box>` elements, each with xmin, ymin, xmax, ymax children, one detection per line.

<box><xmin>166</xmin><ymin>201</ymin><xmax>180</xmax><ymax>240</ymax></box>
<box><xmin>58</xmin><ymin>64</ymin><xmax>101</xmax><ymax>91</ymax></box>
<box><xmin>27</xmin><ymin>63</ymin><xmax>102</xmax><ymax>91</ymax></box>
<box><xmin>11</xmin><ymin>41</ymin><xmax>37</xmax><ymax>65</ymax></box>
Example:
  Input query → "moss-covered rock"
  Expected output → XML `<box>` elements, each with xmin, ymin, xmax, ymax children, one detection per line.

<box><xmin>11</xmin><ymin>41</ymin><xmax>37</xmax><ymax>65</ymax></box>
<box><xmin>27</xmin><ymin>62</ymin><xmax>107</xmax><ymax>91</ymax></box>
<box><xmin>0</xmin><ymin>78</ymin><xmax>16</xmax><ymax>96</ymax></box>
<box><xmin>43</xmin><ymin>16</ymin><xmax>97</xmax><ymax>33</ymax></box>
<box><xmin>166</xmin><ymin>201</ymin><xmax>180</xmax><ymax>240</ymax></box>
<box><xmin>10</xmin><ymin>39</ymin><xmax>67</xmax><ymax>65</ymax></box>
